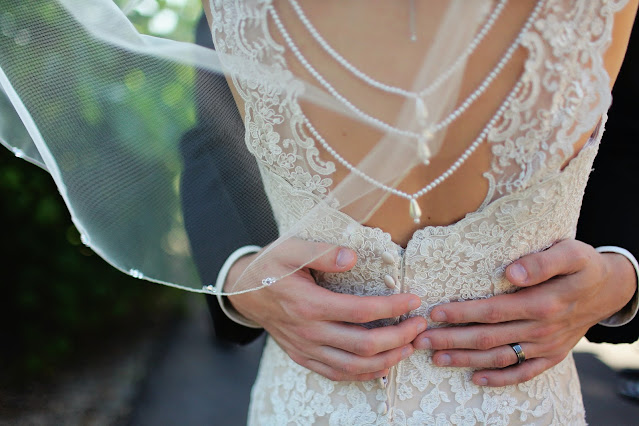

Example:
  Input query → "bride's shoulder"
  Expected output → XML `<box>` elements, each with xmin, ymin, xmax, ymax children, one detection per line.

<box><xmin>605</xmin><ymin>0</ymin><xmax>637</xmax><ymax>89</ymax></box>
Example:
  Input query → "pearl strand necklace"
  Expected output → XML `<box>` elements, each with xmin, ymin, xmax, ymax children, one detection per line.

<box><xmin>305</xmin><ymin>80</ymin><xmax>524</xmax><ymax>224</ymax></box>
<box><xmin>268</xmin><ymin>0</ymin><xmax>543</xmax><ymax>152</ymax></box>
<box><xmin>286</xmin><ymin>0</ymin><xmax>508</xmax><ymax>100</ymax></box>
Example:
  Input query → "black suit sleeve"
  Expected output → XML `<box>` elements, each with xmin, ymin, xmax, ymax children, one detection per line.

<box><xmin>180</xmin><ymin>125</ymin><xmax>275</xmax><ymax>345</ymax></box>
<box><xmin>179</xmin><ymin>17</ymin><xmax>277</xmax><ymax>345</ymax></box>
<box><xmin>581</xmin><ymin>19</ymin><xmax>639</xmax><ymax>344</ymax></box>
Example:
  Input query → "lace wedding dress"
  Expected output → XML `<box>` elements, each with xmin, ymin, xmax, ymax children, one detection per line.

<box><xmin>209</xmin><ymin>0</ymin><xmax>628</xmax><ymax>424</ymax></box>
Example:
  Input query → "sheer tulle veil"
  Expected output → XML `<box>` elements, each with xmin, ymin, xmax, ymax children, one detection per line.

<box><xmin>0</xmin><ymin>0</ymin><xmax>493</xmax><ymax>295</ymax></box>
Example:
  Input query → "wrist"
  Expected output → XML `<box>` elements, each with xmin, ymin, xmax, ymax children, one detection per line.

<box><xmin>596</xmin><ymin>246</ymin><xmax>639</xmax><ymax>327</ymax></box>
<box><xmin>212</xmin><ymin>246</ymin><xmax>263</xmax><ymax>329</ymax></box>
<box><xmin>225</xmin><ymin>253</ymin><xmax>262</xmax><ymax>323</ymax></box>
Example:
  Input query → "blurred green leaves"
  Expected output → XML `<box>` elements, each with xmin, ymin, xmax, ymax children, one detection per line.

<box><xmin>115</xmin><ymin>0</ymin><xmax>202</xmax><ymax>42</ymax></box>
<box><xmin>1</xmin><ymin>147</ymin><xmax>185</xmax><ymax>385</ymax></box>
<box><xmin>0</xmin><ymin>0</ymin><xmax>204</xmax><ymax>384</ymax></box>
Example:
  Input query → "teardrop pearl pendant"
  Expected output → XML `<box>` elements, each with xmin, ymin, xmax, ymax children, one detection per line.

<box><xmin>409</xmin><ymin>198</ymin><xmax>422</xmax><ymax>224</ymax></box>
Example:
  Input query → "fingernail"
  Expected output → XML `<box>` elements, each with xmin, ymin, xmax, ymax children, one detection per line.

<box><xmin>416</xmin><ymin>321</ymin><xmax>427</xmax><ymax>333</ymax></box>
<box><xmin>477</xmin><ymin>377</ymin><xmax>488</xmax><ymax>386</ymax></box>
<box><xmin>419</xmin><ymin>337</ymin><xmax>431</xmax><ymax>349</ymax></box>
<box><xmin>336</xmin><ymin>248</ymin><xmax>354</xmax><ymax>268</ymax></box>
<box><xmin>408</xmin><ymin>299</ymin><xmax>421</xmax><ymax>310</ymax></box>
<box><xmin>509</xmin><ymin>263</ymin><xmax>527</xmax><ymax>284</ymax></box>
<box><xmin>431</xmin><ymin>310</ymin><xmax>446</xmax><ymax>322</ymax></box>
<box><xmin>401</xmin><ymin>346</ymin><xmax>413</xmax><ymax>358</ymax></box>
<box><xmin>375</xmin><ymin>370</ymin><xmax>387</xmax><ymax>379</ymax></box>
<box><xmin>437</xmin><ymin>354</ymin><xmax>451</xmax><ymax>366</ymax></box>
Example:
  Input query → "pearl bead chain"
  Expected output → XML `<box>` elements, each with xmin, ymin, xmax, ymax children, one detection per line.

<box><xmin>269</xmin><ymin>1</ymin><xmax>544</xmax><ymax>141</ymax></box>
<box><xmin>286</xmin><ymin>0</ymin><xmax>509</xmax><ymax>99</ymax></box>
<box><xmin>304</xmin><ymin>80</ymin><xmax>524</xmax><ymax>219</ymax></box>
<box><xmin>432</xmin><ymin>0</ymin><xmax>544</xmax><ymax>133</ymax></box>
<box><xmin>269</xmin><ymin>6</ymin><xmax>418</xmax><ymax>139</ymax></box>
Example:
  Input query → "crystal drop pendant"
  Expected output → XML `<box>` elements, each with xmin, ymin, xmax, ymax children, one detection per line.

<box><xmin>409</xmin><ymin>199</ymin><xmax>422</xmax><ymax>224</ymax></box>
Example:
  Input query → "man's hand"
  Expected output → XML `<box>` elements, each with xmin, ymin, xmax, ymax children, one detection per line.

<box><xmin>413</xmin><ymin>239</ymin><xmax>638</xmax><ymax>387</ymax></box>
<box><xmin>227</xmin><ymin>240</ymin><xmax>427</xmax><ymax>382</ymax></box>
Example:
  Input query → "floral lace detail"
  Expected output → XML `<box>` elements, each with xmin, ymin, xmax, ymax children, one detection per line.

<box><xmin>249</xmin><ymin>141</ymin><xmax>593</xmax><ymax>425</ymax></box>
<box><xmin>481</xmin><ymin>0</ymin><xmax>625</xmax><ymax>205</ymax></box>
<box><xmin>210</xmin><ymin>0</ymin><xmax>336</xmax><ymax>202</ymax></box>
<box><xmin>210</xmin><ymin>0</ymin><xmax>627</xmax><ymax>424</ymax></box>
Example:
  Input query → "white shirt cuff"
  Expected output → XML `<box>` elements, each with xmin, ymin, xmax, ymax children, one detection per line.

<box><xmin>214</xmin><ymin>245</ymin><xmax>263</xmax><ymax>329</ymax></box>
<box><xmin>595</xmin><ymin>246</ymin><xmax>639</xmax><ymax>327</ymax></box>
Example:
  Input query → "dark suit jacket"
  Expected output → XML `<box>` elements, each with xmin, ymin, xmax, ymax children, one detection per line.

<box><xmin>574</xmin><ymin>16</ymin><xmax>639</xmax><ymax>344</ymax></box>
<box><xmin>183</xmin><ymin>16</ymin><xmax>638</xmax><ymax>346</ymax></box>
<box><xmin>179</xmin><ymin>17</ymin><xmax>276</xmax><ymax>344</ymax></box>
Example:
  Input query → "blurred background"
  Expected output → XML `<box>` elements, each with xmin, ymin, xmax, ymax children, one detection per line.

<box><xmin>0</xmin><ymin>1</ymin><xmax>637</xmax><ymax>425</ymax></box>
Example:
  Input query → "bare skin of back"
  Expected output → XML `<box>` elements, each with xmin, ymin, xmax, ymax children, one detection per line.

<box><xmin>203</xmin><ymin>0</ymin><xmax>637</xmax><ymax>247</ymax></box>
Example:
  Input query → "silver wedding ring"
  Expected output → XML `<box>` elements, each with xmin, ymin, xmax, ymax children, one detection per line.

<box><xmin>509</xmin><ymin>343</ymin><xmax>526</xmax><ymax>365</ymax></box>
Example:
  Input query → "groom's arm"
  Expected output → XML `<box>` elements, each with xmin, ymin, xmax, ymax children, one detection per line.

<box><xmin>179</xmin><ymin>124</ymin><xmax>274</xmax><ymax>345</ymax></box>
<box><xmin>180</xmin><ymin>16</ymin><xmax>275</xmax><ymax>345</ymax></box>
<box><xmin>580</xmin><ymin>18</ymin><xmax>639</xmax><ymax>343</ymax></box>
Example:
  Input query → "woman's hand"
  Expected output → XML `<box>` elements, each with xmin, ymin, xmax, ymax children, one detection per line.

<box><xmin>413</xmin><ymin>239</ymin><xmax>638</xmax><ymax>387</ymax></box>
<box><xmin>226</xmin><ymin>240</ymin><xmax>427</xmax><ymax>382</ymax></box>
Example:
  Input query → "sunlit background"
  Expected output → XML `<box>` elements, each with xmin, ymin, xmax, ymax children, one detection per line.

<box><xmin>119</xmin><ymin>0</ymin><xmax>202</xmax><ymax>41</ymax></box>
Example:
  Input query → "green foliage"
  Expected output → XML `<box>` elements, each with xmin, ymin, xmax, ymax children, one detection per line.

<box><xmin>0</xmin><ymin>0</ymin><xmax>205</xmax><ymax>281</ymax></box>
<box><xmin>0</xmin><ymin>0</ymin><xmax>204</xmax><ymax>384</ymax></box>
<box><xmin>0</xmin><ymin>147</ymin><xmax>185</xmax><ymax>384</ymax></box>
<box><xmin>114</xmin><ymin>0</ymin><xmax>203</xmax><ymax>43</ymax></box>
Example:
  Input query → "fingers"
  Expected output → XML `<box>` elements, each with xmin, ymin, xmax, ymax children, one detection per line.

<box><xmin>430</xmin><ymin>343</ymin><xmax>538</xmax><ymax>369</ymax></box>
<box><xmin>317</xmin><ymin>344</ymin><xmax>414</xmax><ymax>378</ymax></box>
<box><xmin>257</xmin><ymin>238</ymin><xmax>422</xmax><ymax>324</ymax></box>
<box><xmin>274</xmin><ymin>239</ymin><xmax>358</xmax><ymax>273</ymax></box>
<box><xmin>429</xmin><ymin>239</ymin><xmax>598</xmax><ymax>325</ymax></box>
<box><xmin>413</xmin><ymin>322</ymin><xmax>536</xmax><ymax>351</ymax></box>
<box><xmin>471</xmin><ymin>357</ymin><xmax>557</xmax><ymax>387</ymax></box>
<box><xmin>304</xmin><ymin>359</ymin><xmax>389</xmax><ymax>383</ymax></box>
<box><xmin>227</xmin><ymin>240</ymin><xmax>357</xmax><ymax>293</ymax></box>
<box><xmin>284</xmin><ymin>338</ymin><xmax>412</xmax><ymax>381</ymax></box>
<box><xmin>327</xmin><ymin>316</ymin><xmax>427</xmax><ymax>356</ymax></box>
<box><xmin>283</xmin><ymin>343</ymin><xmax>391</xmax><ymax>382</ymax></box>
<box><xmin>505</xmin><ymin>239</ymin><xmax>592</xmax><ymax>287</ymax></box>
<box><xmin>256</xmin><ymin>277</ymin><xmax>422</xmax><ymax>329</ymax></box>
<box><xmin>427</xmin><ymin>342</ymin><xmax>564</xmax><ymax>388</ymax></box>
<box><xmin>319</xmin><ymin>292</ymin><xmax>422</xmax><ymax>323</ymax></box>
<box><xmin>429</xmin><ymin>292</ymin><xmax>539</xmax><ymax>324</ymax></box>
<box><xmin>279</xmin><ymin>315</ymin><xmax>425</xmax><ymax>381</ymax></box>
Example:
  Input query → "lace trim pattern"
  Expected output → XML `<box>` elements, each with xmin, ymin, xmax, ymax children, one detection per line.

<box><xmin>481</xmin><ymin>0</ymin><xmax>624</xmax><ymax>205</ymax></box>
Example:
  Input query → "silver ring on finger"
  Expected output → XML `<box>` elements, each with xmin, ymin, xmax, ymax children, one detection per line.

<box><xmin>509</xmin><ymin>343</ymin><xmax>526</xmax><ymax>365</ymax></box>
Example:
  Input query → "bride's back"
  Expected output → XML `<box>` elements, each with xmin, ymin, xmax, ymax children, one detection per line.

<box><xmin>205</xmin><ymin>0</ymin><xmax>636</xmax><ymax>247</ymax></box>
<box><xmin>205</xmin><ymin>2</ymin><xmax>639</xmax><ymax>422</ymax></box>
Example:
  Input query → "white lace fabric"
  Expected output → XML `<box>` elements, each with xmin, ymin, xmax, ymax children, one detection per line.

<box><xmin>209</xmin><ymin>0</ymin><xmax>627</xmax><ymax>424</ymax></box>
<box><xmin>251</xmin><ymin>142</ymin><xmax>595</xmax><ymax>425</ymax></box>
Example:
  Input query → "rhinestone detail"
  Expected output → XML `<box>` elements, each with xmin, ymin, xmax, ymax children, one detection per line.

<box><xmin>262</xmin><ymin>277</ymin><xmax>277</xmax><ymax>286</ymax></box>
